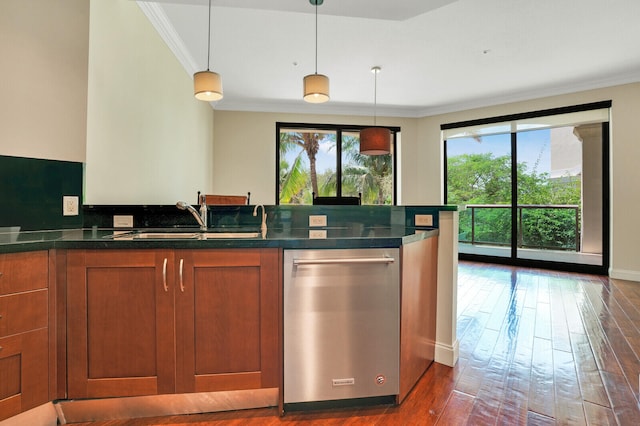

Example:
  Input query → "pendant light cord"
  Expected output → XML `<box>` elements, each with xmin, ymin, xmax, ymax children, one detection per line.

<box><xmin>373</xmin><ymin>67</ymin><xmax>380</xmax><ymax>126</ymax></box>
<box><xmin>206</xmin><ymin>0</ymin><xmax>211</xmax><ymax>71</ymax></box>
<box><xmin>374</xmin><ymin>71</ymin><xmax>377</xmax><ymax>125</ymax></box>
<box><xmin>314</xmin><ymin>2</ymin><xmax>318</xmax><ymax>74</ymax></box>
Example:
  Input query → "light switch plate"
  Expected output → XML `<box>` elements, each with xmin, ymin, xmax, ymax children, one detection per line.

<box><xmin>63</xmin><ymin>196</ymin><xmax>79</xmax><ymax>216</ymax></box>
<box><xmin>415</xmin><ymin>214</ymin><xmax>433</xmax><ymax>227</ymax></box>
<box><xmin>309</xmin><ymin>215</ymin><xmax>327</xmax><ymax>227</ymax></box>
<box><xmin>113</xmin><ymin>215</ymin><xmax>134</xmax><ymax>228</ymax></box>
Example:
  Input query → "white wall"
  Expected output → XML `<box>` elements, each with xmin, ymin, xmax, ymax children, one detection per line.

<box><xmin>84</xmin><ymin>0</ymin><xmax>214</xmax><ymax>205</ymax></box>
<box><xmin>0</xmin><ymin>0</ymin><xmax>88</xmax><ymax>162</ymax></box>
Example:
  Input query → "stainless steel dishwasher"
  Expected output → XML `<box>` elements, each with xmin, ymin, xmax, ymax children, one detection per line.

<box><xmin>284</xmin><ymin>248</ymin><xmax>399</xmax><ymax>407</ymax></box>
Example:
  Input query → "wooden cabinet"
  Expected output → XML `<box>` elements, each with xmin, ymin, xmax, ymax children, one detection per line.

<box><xmin>0</xmin><ymin>251</ymin><xmax>49</xmax><ymax>422</ymax></box>
<box><xmin>398</xmin><ymin>235</ymin><xmax>438</xmax><ymax>403</ymax></box>
<box><xmin>175</xmin><ymin>250</ymin><xmax>279</xmax><ymax>394</ymax></box>
<box><xmin>66</xmin><ymin>249</ymin><xmax>174</xmax><ymax>398</ymax></box>
<box><xmin>66</xmin><ymin>248</ymin><xmax>280</xmax><ymax>399</ymax></box>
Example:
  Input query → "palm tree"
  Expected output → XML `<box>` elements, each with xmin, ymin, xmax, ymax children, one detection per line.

<box><xmin>279</xmin><ymin>156</ymin><xmax>308</xmax><ymax>204</ymax></box>
<box><xmin>279</xmin><ymin>131</ymin><xmax>324</xmax><ymax>203</ymax></box>
<box><xmin>342</xmin><ymin>135</ymin><xmax>392</xmax><ymax>204</ymax></box>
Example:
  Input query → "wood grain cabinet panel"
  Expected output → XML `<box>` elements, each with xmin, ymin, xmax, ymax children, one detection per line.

<box><xmin>175</xmin><ymin>249</ymin><xmax>280</xmax><ymax>394</ymax></box>
<box><xmin>0</xmin><ymin>251</ymin><xmax>48</xmax><ymax>295</ymax></box>
<box><xmin>398</xmin><ymin>236</ymin><xmax>438</xmax><ymax>403</ymax></box>
<box><xmin>67</xmin><ymin>250</ymin><xmax>175</xmax><ymax>399</ymax></box>
<box><xmin>0</xmin><ymin>290</ymin><xmax>48</xmax><ymax>337</ymax></box>
<box><xmin>0</xmin><ymin>329</ymin><xmax>49</xmax><ymax>420</ymax></box>
<box><xmin>67</xmin><ymin>248</ymin><xmax>280</xmax><ymax>400</ymax></box>
<box><xmin>0</xmin><ymin>251</ymin><xmax>49</xmax><ymax>422</ymax></box>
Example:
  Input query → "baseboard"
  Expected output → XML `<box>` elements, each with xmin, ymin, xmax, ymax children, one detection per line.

<box><xmin>55</xmin><ymin>388</ymin><xmax>278</xmax><ymax>424</ymax></box>
<box><xmin>434</xmin><ymin>339</ymin><xmax>459</xmax><ymax>367</ymax></box>
<box><xmin>609</xmin><ymin>268</ymin><xmax>640</xmax><ymax>283</ymax></box>
<box><xmin>0</xmin><ymin>403</ymin><xmax>58</xmax><ymax>426</ymax></box>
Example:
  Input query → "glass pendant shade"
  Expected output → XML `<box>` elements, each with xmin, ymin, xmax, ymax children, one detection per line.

<box><xmin>194</xmin><ymin>70</ymin><xmax>223</xmax><ymax>101</ymax></box>
<box><xmin>360</xmin><ymin>126</ymin><xmax>391</xmax><ymax>155</ymax></box>
<box><xmin>303</xmin><ymin>73</ymin><xmax>330</xmax><ymax>103</ymax></box>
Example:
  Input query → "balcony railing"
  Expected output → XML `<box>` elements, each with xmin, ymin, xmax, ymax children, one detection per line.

<box><xmin>460</xmin><ymin>204</ymin><xmax>581</xmax><ymax>251</ymax></box>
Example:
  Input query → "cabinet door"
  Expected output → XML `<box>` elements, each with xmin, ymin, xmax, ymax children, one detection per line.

<box><xmin>0</xmin><ymin>329</ymin><xmax>48</xmax><ymax>421</ymax></box>
<box><xmin>175</xmin><ymin>249</ymin><xmax>280</xmax><ymax>393</ymax></box>
<box><xmin>67</xmin><ymin>250</ymin><xmax>176</xmax><ymax>398</ymax></box>
<box><xmin>0</xmin><ymin>250</ymin><xmax>49</xmax><ymax>421</ymax></box>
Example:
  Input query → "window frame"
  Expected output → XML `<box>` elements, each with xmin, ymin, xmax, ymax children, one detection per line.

<box><xmin>276</xmin><ymin>122</ymin><xmax>400</xmax><ymax>205</ymax></box>
<box><xmin>441</xmin><ymin>100</ymin><xmax>611</xmax><ymax>274</ymax></box>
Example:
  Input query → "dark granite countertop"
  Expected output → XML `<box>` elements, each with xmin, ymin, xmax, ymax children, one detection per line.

<box><xmin>0</xmin><ymin>226</ymin><xmax>439</xmax><ymax>254</ymax></box>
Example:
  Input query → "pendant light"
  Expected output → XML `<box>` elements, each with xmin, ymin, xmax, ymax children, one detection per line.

<box><xmin>303</xmin><ymin>0</ymin><xmax>329</xmax><ymax>103</ymax></box>
<box><xmin>360</xmin><ymin>66</ymin><xmax>390</xmax><ymax>155</ymax></box>
<box><xmin>194</xmin><ymin>0</ymin><xmax>223</xmax><ymax>101</ymax></box>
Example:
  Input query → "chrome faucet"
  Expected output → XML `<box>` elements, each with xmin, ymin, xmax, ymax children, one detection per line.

<box><xmin>199</xmin><ymin>195</ymin><xmax>208</xmax><ymax>230</ymax></box>
<box><xmin>176</xmin><ymin>198</ymin><xmax>207</xmax><ymax>231</ymax></box>
<box><xmin>253</xmin><ymin>204</ymin><xmax>267</xmax><ymax>238</ymax></box>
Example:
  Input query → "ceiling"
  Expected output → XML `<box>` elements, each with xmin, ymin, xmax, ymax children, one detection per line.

<box><xmin>136</xmin><ymin>0</ymin><xmax>640</xmax><ymax>117</ymax></box>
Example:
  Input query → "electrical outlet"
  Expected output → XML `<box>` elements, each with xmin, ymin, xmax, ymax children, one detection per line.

<box><xmin>63</xmin><ymin>196</ymin><xmax>79</xmax><ymax>216</ymax></box>
<box><xmin>309</xmin><ymin>229</ymin><xmax>327</xmax><ymax>239</ymax></box>
<box><xmin>309</xmin><ymin>215</ymin><xmax>327</xmax><ymax>227</ymax></box>
<box><xmin>113</xmin><ymin>215</ymin><xmax>134</xmax><ymax>228</ymax></box>
<box><xmin>415</xmin><ymin>214</ymin><xmax>433</xmax><ymax>227</ymax></box>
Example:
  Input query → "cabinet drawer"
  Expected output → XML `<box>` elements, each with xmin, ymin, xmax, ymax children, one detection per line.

<box><xmin>0</xmin><ymin>290</ymin><xmax>48</xmax><ymax>337</ymax></box>
<box><xmin>0</xmin><ymin>251</ymin><xmax>48</xmax><ymax>295</ymax></box>
<box><xmin>0</xmin><ymin>328</ymin><xmax>49</xmax><ymax>421</ymax></box>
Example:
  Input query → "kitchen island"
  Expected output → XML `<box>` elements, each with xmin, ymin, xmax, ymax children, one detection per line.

<box><xmin>0</xmin><ymin>205</ymin><xmax>457</xmax><ymax>425</ymax></box>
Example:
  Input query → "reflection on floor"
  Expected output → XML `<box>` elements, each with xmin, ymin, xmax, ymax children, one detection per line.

<box><xmin>460</xmin><ymin>243</ymin><xmax>603</xmax><ymax>265</ymax></box>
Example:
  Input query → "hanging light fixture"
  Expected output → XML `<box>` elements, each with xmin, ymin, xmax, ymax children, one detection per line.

<box><xmin>360</xmin><ymin>66</ymin><xmax>390</xmax><ymax>155</ymax></box>
<box><xmin>194</xmin><ymin>0</ymin><xmax>223</xmax><ymax>101</ymax></box>
<box><xmin>303</xmin><ymin>0</ymin><xmax>329</xmax><ymax>103</ymax></box>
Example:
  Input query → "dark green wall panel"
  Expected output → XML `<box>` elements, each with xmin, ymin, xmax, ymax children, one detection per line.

<box><xmin>1</xmin><ymin>155</ymin><xmax>83</xmax><ymax>231</ymax></box>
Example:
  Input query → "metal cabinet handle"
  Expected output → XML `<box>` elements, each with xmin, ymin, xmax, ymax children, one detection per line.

<box><xmin>162</xmin><ymin>258</ymin><xmax>168</xmax><ymax>292</ymax></box>
<box><xmin>179</xmin><ymin>258</ymin><xmax>185</xmax><ymax>292</ymax></box>
<box><xmin>293</xmin><ymin>257</ymin><xmax>395</xmax><ymax>266</ymax></box>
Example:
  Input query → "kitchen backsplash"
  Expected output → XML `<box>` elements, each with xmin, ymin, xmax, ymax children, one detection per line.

<box><xmin>0</xmin><ymin>155</ymin><xmax>83</xmax><ymax>231</ymax></box>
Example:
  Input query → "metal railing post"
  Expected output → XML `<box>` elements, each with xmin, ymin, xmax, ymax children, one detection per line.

<box><xmin>470</xmin><ymin>206</ymin><xmax>476</xmax><ymax>245</ymax></box>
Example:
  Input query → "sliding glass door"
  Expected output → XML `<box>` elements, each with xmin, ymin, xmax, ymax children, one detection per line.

<box><xmin>446</xmin><ymin>132</ymin><xmax>512</xmax><ymax>258</ymax></box>
<box><xmin>443</xmin><ymin>102</ymin><xmax>610</xmax><ymax>273</ymax></box>
<box><xmin>515</xmin><ymin>125</ymin><xmax>604</xmax><ymax>265</ymax></box>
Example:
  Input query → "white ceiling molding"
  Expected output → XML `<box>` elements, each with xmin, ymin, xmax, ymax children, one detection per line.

<box><xmin>415</xmin><ymin>69</ymin><xmax>640</xmax><ymax>118</ymax></box>
<box><xmin>136</xmin><ymin>1</ymin><xmax>198</xmax><ymax>76</ymax></box>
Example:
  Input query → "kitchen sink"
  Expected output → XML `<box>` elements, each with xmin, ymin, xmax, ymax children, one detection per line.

<box><xmin>202</xmin><ymin>232</ymin><xmax>261</xmax><ymax>239</ymax></box>
<box><xmin>134</xmin><ymin>232</ymin><xmax>199</xmax><ymax>239</ymax></box>
<box><xmin>109</xmin><ymin>231</ymin><xmax>262</xmax><ymax>240</ymax></box>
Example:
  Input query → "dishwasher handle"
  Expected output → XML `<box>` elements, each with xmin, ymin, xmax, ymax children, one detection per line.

<box><xmin>293</xmin><ymin>257</ymin><xmax>395</xmax><ymax>266</ymax></box>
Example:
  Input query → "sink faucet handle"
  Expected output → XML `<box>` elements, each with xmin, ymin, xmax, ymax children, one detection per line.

<box><xmin>199</xmin><ymin>195</ymin><xmax>208</xmax><ymax>230</ymax></box>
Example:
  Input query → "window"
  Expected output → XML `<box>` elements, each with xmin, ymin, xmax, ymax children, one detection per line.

<box><xmin>277</xmin><ymin>123</ymin><xmax>398</xmax><ymax>205</ymax></box>
<box><xmin>443</xmin><ymin>101</ymin><xmax>610</xmax><ymax>274</ymax></box>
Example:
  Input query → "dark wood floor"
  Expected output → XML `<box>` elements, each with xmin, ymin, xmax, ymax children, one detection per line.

<box><xmin>72</xmin><ymin>261</ymin><xmax>640</xmax><ymax>425</ymax></box>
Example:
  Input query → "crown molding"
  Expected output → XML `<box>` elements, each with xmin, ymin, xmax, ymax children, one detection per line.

<box><xmin>136</xmin><ymin>1</ymin><xmax>198</xmax><ymax>76</ymax></box>
<box><xmin>213</xmin><ymin>98</ymin><xmax>423</xmax><ymax>118</ymax></box>
<box><xmin>414</xmin><ymin>71</ymin><xmax>640</xmax><ymax>117</ymax></box>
